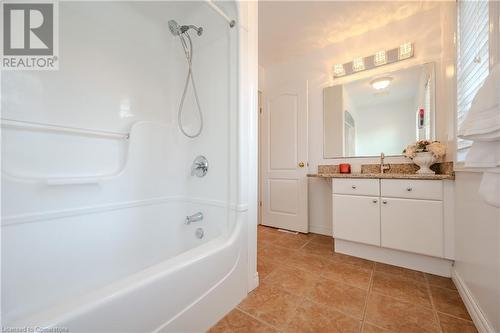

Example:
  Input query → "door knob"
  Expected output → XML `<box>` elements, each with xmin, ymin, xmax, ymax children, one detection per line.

<box><xmin>298</xmin><ymin>162</ymin><xmax>305</xmax><ymax>168</ymax></box>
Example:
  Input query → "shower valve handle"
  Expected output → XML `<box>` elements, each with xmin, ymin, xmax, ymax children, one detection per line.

<box><xmin>191</xmin><ymin>156</ymin><xmax>209</xmax><ymax>177</ymax></box>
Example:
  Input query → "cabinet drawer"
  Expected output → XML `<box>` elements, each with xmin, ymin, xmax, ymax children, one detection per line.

<box><xmin>381</xmin><ymin>179</ymin><xmax>443</xmax><ymax>200</ymax></box>
<box><xmin>332</xmin><ymin>179</ymin><xmax>379</xmax><ymax>196</ymax></box>
<box><xmin>333</xmin><ymin>194</ymin><xmax>381</xmax><ymax>246</ymax></box>
<box><xmin>381</xmin><ymin>198</ymin><xmax>443</xmax><ymax>257</ymax></box>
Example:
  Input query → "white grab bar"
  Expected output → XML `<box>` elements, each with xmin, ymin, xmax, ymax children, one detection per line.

<box><xmin>1</xmin><ymin>118</ymin><xmax>130</xmax><ymax>140</ymax></box>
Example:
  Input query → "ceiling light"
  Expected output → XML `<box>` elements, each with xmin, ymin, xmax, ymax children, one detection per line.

<box><xmin>352</xmin><ymin>57</ymin><xmax>365</xmax><ymax>72</ymax></box>
<box><xmin>370</xmin><ymin>77</ymin><xmax>393</xmax><ymax>90</ymax></box>
<box><xmin>399</xmin><ymin>42</ymin><xmax>413</xmax><ymax>60</ymax></box>
<box><xmin>374</xmin><ymin>50</ymin><xmax>386</xmax><ymax>66</ymax></box>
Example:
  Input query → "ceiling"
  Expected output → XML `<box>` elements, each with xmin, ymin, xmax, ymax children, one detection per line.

<box><xmin>258</xmin><ymin>1</ymin><xmax>440</xmax><ymax>67</ymax></box>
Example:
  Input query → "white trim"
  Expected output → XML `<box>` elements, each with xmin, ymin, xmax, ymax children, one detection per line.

<box><xmin>452</xmin><ymin>269</ymin><xmax>496</xmax><ymax>333</ymax></box>
<box><xmin>335</xmin><ymin>239</ymin><xmax>453</xmax><ymax>277</ymax></box>
<box><xmin>309</xmin><ymin>224</ymin><xmax>332</xmax><ymax>236</ymax></box>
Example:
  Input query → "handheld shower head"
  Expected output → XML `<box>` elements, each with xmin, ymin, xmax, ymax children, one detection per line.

<box><xmin>168</xmin><ymin>20</ymin><xmax>203</xmax><ymax>37</ymax></box>
<box><xmin>168</xmin><ymin>20</ymin><xmax>181</xmax><ymax>36</ymax></box>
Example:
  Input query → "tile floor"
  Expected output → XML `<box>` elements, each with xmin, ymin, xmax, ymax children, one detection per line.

<box><xmin>208</xmin><ymin>225</ymin><xmax>477</xmax><ymax>333</ymax></box>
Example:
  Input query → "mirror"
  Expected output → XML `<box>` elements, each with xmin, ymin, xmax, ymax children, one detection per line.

<box><xmin>323</xmin><ymin>62</ymin><xmax>435</xmax><ymax>158</ymax></box>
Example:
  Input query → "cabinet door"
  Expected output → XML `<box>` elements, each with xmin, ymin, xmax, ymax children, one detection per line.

<box><xmin>333</xmin><ymin>194</ymin><xmax>380</xmax><ymax>246</ymax></box>
<box><xmin>381</xmin><ymin>198</ymin><xmax>443</xmax><ymax>257</ymax></box>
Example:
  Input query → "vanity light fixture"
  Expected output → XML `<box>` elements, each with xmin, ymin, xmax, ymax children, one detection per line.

<box><xmin>374</xmin><ymin>50</ymin><xmax>387</xmax><ymax>66</ymax></box>
<box><xmin>333</xmin><ymin>63</ymin><xmax>345</xmax><ymax>76</ymax></box>
<box><xmin>332</xmin><ymin>42</ymin><xmax>414</xmax><ymax>79</ymax></box>
<box><xmin>352</xmin><ymin>57</ymin><xmax>365</xmax><ymax>72</ymax></box>
<box><xmin>399</xmin><ymin>42</ymin><xmax>413</xmax><ymax>60</ymax></box>
<box><xmin>370</xmin><ymin>77</ymin><xmax>393</xmax><ymax>90</ymax></box>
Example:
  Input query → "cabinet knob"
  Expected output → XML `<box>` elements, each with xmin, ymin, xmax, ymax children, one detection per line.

<box><xmin>382</xmin><ymin>200</ymin><xmax>388</xmax><ymax>204</ymax></box>
<box><xmin>372</xmin><ymin>199</ymin><xmax>378</xmax><ymax>203</ymax></box>
<box><xmin>406</xmin><ymin>187</ymin><xmax>413</xmax><ymax>192</ymax></box>
<box><xmin>298</xmin><ymin>162</ymin><xmax>305</xmax><ymax>168</ymax></box>
<box><xmin>352</xmin><ymin>185</ymin><xmax>357</xmax><ymax>189</ymax></box>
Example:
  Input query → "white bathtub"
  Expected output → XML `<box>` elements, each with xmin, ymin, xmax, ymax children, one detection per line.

<box><xmin>5</xmin><ymin>200</ymin><xmax>247</xmax><ymax>333</ymax></box>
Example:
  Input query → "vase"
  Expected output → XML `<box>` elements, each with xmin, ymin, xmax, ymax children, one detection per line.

<box><xmin>413</xmin><ymin>152</ymin><xmax>437</xmax><ymax>174</ymax></box>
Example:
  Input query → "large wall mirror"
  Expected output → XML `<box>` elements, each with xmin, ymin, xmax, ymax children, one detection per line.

<box><xmin>323</xmin><ymin>62</ymin><xmax>435</xmax><ymax>158</ymax></box>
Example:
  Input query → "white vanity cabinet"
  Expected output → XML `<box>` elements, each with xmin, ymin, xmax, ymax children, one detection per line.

<box><xmin>332</xmin><ymin>178</ymin><xmax>448</xmax><ymax>258</ymax></box>
<box><xmin>380</xmin><ymin>180</ymin><xmax>443</xmax><ymax>257</ymax></box>
<box><xmin>333</xmin><ymin>194</ymin><xmax>380</xmax><ymax>246</ymax></box>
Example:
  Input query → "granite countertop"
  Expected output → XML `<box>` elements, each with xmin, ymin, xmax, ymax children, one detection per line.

<box><xmin>307</xmin><ymin>172</ymin><xmax>455</xmax><ymax>180</ymax></box>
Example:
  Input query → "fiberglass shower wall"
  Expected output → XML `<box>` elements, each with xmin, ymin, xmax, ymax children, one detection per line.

<box><xmin>1</xmin><ymin>1</ymin><xmax>235</xmax><ymax>324</ymax></box>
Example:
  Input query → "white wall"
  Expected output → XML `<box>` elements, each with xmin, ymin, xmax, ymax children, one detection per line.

<box><xmin>453</xmin><ymin>171</ymin><xmax>500</xmax><ymax>332</ymax></box>
<box><xmin>261</xmin><ymin>3</ymin><xmax>456</xmax><ymax>235</ymax></box>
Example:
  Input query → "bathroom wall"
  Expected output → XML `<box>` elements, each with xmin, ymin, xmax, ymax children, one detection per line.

<box><xmin>261</xmin><ymin>2</ymin><xmax>456</xmax><ymax>235</ymax></box>
<box><xmin>454</xmin><ymin>171</ymin><xmax>500</xmax><ymax>332</ymax></box>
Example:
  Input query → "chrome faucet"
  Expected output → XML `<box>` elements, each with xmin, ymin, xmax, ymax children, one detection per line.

<box><xmin>380</xmin><ymin>152</ymin><xmax>390</xmax><ymax>174</ymax></box>
<box><xmin>185</xmin><ymin>212</ymin><xmax>203</xmax><ymax>225</ymax></box>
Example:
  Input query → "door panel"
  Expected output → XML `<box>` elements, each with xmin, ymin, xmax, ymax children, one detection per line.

<box><xmin>269</xmin><ymin>179</ymin><xmax>298</xmax><ymax>214</ymax></box>
<box><xmin>262</xmin><ymin>81</ymin><xmax>308</xmax><ymax>233</ymax></box>
<box><xmin>381</xmin><ymin>198</ymin><xmax>443</xmax><ymax>257</ymax></box>
<box><xmin>270</xmin><ymin>96</ymin><xmax>297</xmax><ymax>170</ymax></box>
<box><xmin>333</xmin><ymin>194</ymin><xmax>381</xmax><ymax>246</ymax></box>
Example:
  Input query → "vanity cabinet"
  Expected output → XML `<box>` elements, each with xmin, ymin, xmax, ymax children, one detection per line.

<box><xmin>333</xmin><ymin>194</ymin><xmax>380</xmax><ymax>246</ymax></box>
<box><xmin>332</xmin><ymin>178</ymin><xmax>445</xmax><ymax>258</ymax></box>
<box><xmin>381</xmin><ymin>198</ymin><xmax>443</xmax><ymax>257</ymax></box>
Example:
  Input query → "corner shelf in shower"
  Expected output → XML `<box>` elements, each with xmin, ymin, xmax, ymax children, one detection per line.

<box><xmin>1</xmin><ymin>118</ymin><xmax>131</xmax><ymax>184</ymax></box>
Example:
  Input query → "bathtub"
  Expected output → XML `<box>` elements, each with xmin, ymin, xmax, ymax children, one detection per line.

<box><xmin>4</xmin><ymin>199</ymin><xmax>248</xmax><ymax>332</ymax></box>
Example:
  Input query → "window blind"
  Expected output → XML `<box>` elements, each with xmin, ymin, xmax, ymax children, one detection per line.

<box><xmin>457</xmin><ymin>0</ymin><xmax>489</xmax><ymax>155</ymax></box>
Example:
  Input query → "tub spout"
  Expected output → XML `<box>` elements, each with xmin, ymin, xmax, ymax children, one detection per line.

<box><xmin>185</xmin><ymin>212</ymin><xmax>203</xmax><ymax>224</ymax></box>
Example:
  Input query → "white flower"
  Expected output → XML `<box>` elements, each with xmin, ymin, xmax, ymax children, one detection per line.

<box><xmin>404</xmin><ymin>145</ymin><xmax>417</xmax><ymax>159</ymax></box>
<box><xmin>427</xmin><ymin>142</ymin><xmax>446</xmax><ymax>158</ymax></box>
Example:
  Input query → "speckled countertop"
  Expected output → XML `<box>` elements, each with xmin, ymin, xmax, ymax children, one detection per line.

<box><xmin>307</xmin><ymin>173</ymin><xmax>455</xmax><ymax>180</ymax></box>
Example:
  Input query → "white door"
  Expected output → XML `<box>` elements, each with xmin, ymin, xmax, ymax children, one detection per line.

<box><xmin>333</xmin><ymin>194</ymin><xmax>381</xmax><ymax>246</ymax></box>
<box><xmin>261</xmin><ymin>81</ymin><xmax>308</xmax><ymax>233</ymax></box>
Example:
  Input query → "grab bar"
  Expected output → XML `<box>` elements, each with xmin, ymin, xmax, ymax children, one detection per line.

<box><xmin>1</xmin><ymin>118</ymin><xmax>130</xmax><ymax>140</ymax></box>
<box><xmin>185</xmin><ymin>212</ymin><xmax>203</xmax><ymax>225</ymax></box>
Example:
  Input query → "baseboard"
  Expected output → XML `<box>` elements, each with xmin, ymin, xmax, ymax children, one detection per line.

<box><xmin>335</xmin><ymin>240</ymin><xmax>453</xmax><ymax>277</ymax></box>
<box><xmin>309</xmin><ymin>224</ymin><xmax>332</xmax><ymax>236</ymax></box>
<box><xmin>452</xmin><ymin>269</ymin><xmax>495</xmax><ymax>333</ymax></box>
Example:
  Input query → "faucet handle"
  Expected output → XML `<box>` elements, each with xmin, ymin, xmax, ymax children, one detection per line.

<box><xmin>191</xmin><ymin>156</ymin><xmax>208</xmax><ymax>177</ymax></box>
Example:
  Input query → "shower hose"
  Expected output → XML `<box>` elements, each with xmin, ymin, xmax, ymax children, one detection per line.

<box><xmin>177</xmin><ymin>32</ymin><xmax>203</xmax><ymax>138</ymax></box>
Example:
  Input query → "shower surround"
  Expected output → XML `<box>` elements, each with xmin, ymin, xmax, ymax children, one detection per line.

<box><xmin>1</xmin><ymin>1</ymin><xmax>258</xmax><ymax>332</ymax></box>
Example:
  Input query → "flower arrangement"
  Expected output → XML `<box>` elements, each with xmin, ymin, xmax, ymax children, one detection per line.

<box><xmin>403</xmin><ymin>140</ymin><xmax>446</xmax><ymax>159</ymax></box>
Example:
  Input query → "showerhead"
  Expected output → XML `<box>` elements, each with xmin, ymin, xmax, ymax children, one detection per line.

<box><xmin>168</xmin><ymin>20</ymin><xmax>181</xmax><ymax>36</ymax></box>
<box><xmin>168</xmin><ymin>19</ymin><xmax>203</xmax><ymax>37</ymax></box>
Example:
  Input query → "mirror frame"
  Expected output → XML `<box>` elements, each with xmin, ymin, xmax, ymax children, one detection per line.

<box><xmin>323</xmin><ymin>61</ymin><xmax>436</xmax><ymax>159</ymax></box>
